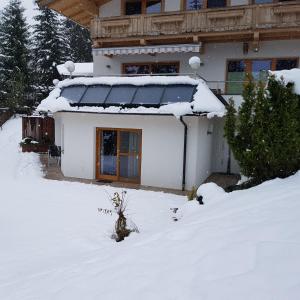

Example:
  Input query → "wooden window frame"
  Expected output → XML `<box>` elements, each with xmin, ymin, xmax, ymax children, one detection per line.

<box><xmin>121</xmin><ymin>0</ymin><xmax>165</xmax><ymax>15</ymax></box>
<box><xmin>122</xmin><ymin>61</ymin><xmax>180</xmax><ymax>75</ymax></box>
<box><xmin>225</xmin><ymin>57</ymin><xmax>299</xmax><ymax>94</ymax></box>
<box><xmin>96</xmin><ymin>128</ymin><xmax>142</xmax><ymax>184</ymax></box>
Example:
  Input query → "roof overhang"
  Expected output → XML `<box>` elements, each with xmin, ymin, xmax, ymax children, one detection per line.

<box><xmin>93</xmin><ymin>44</ymin><xmax>202</xmax><ymax>56</ymax></box>
<box><xmin>37</xmin><ymin>0</ymin><xmax>110</xmax><ymax>28</ymax></box>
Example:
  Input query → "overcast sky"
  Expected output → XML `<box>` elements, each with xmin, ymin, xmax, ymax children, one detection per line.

<box><xmin>0</xmin><ymin>0</ymin><xmax>37</xmax><ymax>24</ymax></box>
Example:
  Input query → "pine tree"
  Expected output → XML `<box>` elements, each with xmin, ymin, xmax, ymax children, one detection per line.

<box><xmin>63</xmin><ymin>19</ymin><xmax>93</xmax><ymax>63</ymax></box>
<box><xmin>225</xmin><ymin>75</ymin><xmax>300</xmax><ymax>184</ymax></box>
<box><xmin>0</xmin><ymin>0</ymin><xmax>31</xmax><ymax>109</ymax></box>
<box><xmin>32</xmin><ymin>7</ymin><xmax>64</xmax><ymax>101</ymax></box>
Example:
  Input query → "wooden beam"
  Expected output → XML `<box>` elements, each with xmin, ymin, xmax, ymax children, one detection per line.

<box><xmin>46</xmin><ymin>0</ymin><xmax>98</xmax><ymax>16</ymax></box>
<box><xmin>252</xmin><ymin>31</ymin><xmax>260</xmax><ymax>52</ymax></box>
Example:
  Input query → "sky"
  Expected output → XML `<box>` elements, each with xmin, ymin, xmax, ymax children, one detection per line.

<box><xmin>0</xmin><ymin>0</ymin><xmax>37</xmax><ymax>24</ymax></box>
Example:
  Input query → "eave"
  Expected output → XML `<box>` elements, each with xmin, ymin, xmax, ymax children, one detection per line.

<box><xmin>37</xmin><ymin>0</ymin><xmax>111</xmax><ymax>28</ymax></box>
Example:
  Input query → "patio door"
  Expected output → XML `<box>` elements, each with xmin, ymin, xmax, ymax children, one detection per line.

<box><xmin>96</xmin><ymin>128</ymin><xmax>142</xmax><ymax>184</ymax></box>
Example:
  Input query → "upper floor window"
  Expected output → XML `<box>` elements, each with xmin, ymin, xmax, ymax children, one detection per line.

<box><xmin>186</xmin><ymin>0</ymin><xmax>203</xmax><ymax>10</ymax></box>
<box><xmin>207</xmin><ymin>0</ymin><xmax>226</xmax><ymax>8</ymax></box>
<box><xmin>146</xmin><ymin>0</ymin><xmax>162</xmax><ymax>13</ymax></box>
<box><xmin>125</xmin><ymin>0</ymin><xmax>142</xmax><ymax>15</ymax></box>
<box><xmin>254</xmin><ymin>0</ymin><xmax>273</xmax><ymax>3</ymax></box>
<box><xmin>186</xmin><ymin>0</ymin><xmax>226</xmax><ymax>10</ymax></box>
<box><xmin>226</xmin><ymin>58</ymin><xmax>298</xmax><ymax>94</ymax></box>
<box><xmin>124</xmin><ymin>0</ymin><xmax>162</xmax><ymax>15</ymax></box>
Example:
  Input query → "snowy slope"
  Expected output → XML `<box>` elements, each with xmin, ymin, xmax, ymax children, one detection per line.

<box><xmin>0</xmin><ymin>118</ymin><xmax>300</xmax><ymax>300</ymax></box>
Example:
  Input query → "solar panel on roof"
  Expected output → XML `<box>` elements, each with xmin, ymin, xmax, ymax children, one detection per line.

<box><xmin>161</xmin><ymin>85</ymin><xmax>196</xmax><ymax>105</ymax></box>
<box><xmin>60</xmin><ymin>85</ymin><xmax>87</xmax><ymax>103</ymax></box>
<box><xmin>80</xmin><ymin>85</ymin><xmax>111</xmax><ymax>104</ymax></box>
<box><xmin>132</xmin><ymin>85</ymin><xmax>165</xmax><ymax>106</ymax></box>
<box><xmin>105</xmin><ymin>85</ymin><xmax>137</xmax><ymax>105</ymax></box>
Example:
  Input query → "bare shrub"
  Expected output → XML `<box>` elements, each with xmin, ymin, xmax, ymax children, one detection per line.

<box><xmin>99</xmin><ymin>191</ymin><xmax>139</xmax><ymax>242</ymax></box>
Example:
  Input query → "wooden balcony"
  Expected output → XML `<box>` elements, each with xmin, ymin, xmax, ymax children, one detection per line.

<box><xmin>91</xmin><ymin>2</ymin><xmax>300</xmax><ymax>47</ymax></box>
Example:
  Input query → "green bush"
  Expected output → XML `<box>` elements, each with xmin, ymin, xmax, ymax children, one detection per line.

<box><xmin>225</xmin><ymin>74</ymin><xmax>300</xmax><ymax>184</ymax></box>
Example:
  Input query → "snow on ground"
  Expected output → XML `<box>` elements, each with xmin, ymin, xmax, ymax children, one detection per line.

<box><xmin>1</xmin><ymin>118</ymin><xmax>300</xmax><ymax>299</ymax></box>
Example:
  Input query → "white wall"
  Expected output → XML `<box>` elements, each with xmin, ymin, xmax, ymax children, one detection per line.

<box><xmin>211</xmin><ymin>117</ymin><xmax>240</xmax><ymax>174</ymax></box>
<box><xmin>99</xmin><ymin>0</ymin><xmax>120</xmax><ymax>17</ymax></box>
<box><xmin>165</xmin><ymin>0</ymin><xmax>181</xmax><ymax>11</ymax></box>
<box><xmin>55</xmin><ymin>112</ymin><xmax>214</xmax><ymax>190</ymax></box>
<box><xmin>93</xmin><ymin>39</ymin><xmax>300</xmax><ymax>96</ymax></box>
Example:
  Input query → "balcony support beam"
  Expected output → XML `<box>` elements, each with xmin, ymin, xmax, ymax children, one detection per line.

<box><xmin>252</xmin><ymin>31</ymin><xmax>260</xmax><ymax>52</ymax></box>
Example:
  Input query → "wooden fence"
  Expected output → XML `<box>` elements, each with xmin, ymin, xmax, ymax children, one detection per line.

<box><xmin>22</xmin><ymin>116</ymin><xmax>55</xmax><ymax>152</ymax></box>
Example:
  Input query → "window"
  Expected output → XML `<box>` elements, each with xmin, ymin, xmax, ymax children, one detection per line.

<box><xmin>124</xmin><ymin>64</ymin><xmax>150</xmax><ymax>75</ymax></box>
<box><xmin>123</xmin><ymin>62</ymin><xmax>179</xmax><ymax>75</ymax></box>
<box><xmin>207</xmin><ymin>0</ymin><xmax>226</xmax><ymax>8</ymax></box>
<box><xmin>254</xmin><ymin>0</ymin><xmax>273</xmax><ymax>3</ymax></box>
<box><xmin>124</xmin><ymin>0</ymin><xmax>162</xmax><ymax>15</ymax></box>
<box><xmin>276</xmin><ymin>59</ymin><xmax>297</xmax><ymax>71</ymax></box>
<box><xmin>185</xmin><ymin>0</ymin><xmax>226</xmax><ymax>10</ymax></box>
<box><xmin>227</xmin><ymin>60</ymin><xmax>246</xmax><ymax>95</ymax></box>
<box><xmin>146</xmin><ymin>0</ymin><xmax>161</xmax><ymax>13</ymax></box>
<box><xmin>125</xmin><ymin>0</ymin><xmax>142</xmax><ymax>15</ymax></box>
<box><xmin>251</xmin><ymin>60</ymin><xmax>271</xmax><ymax>82</ymax></box>
<box><xmin>226</xmin><ymin>58</ymin><xmax>298</xmax><ymax>94</ymax></box>
<box><xmin>186</xmin><ymin>0</ymin><xmax>202</xmax><ymax>10</ymax></box>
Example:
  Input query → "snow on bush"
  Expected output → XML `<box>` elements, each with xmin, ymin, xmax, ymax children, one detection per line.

<box><xmin>98</xmin><ymin>191</ymin><xmax>139</xmax><ymax>242</ymax></box>
<box><xmin>270</xmin><ymin>68</ymin><xmax>300</xmax><ymax>95</ymax></box>
<box><xmin>197</xmin><ymin>182</ymin><xmax>225</xmax><ymax>203</ymax></box>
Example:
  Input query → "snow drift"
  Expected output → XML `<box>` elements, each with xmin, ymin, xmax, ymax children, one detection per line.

<box><xmin>1</xmin><ymin>118</ymin><xmax>300</xmax><ymax>300</ymax></box>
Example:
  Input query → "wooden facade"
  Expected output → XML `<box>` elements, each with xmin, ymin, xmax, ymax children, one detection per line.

<box><xmin>38</xmin><ymin>0</ymin><xmax>300</xmax><ymax>47</ymax></box>
<box><xmin>91</xmin><ymin>2</ymin><xmax>300</xmax><ymax>47</ymax></box>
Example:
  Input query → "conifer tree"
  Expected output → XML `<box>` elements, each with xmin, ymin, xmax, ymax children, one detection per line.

<box><xmin>63</xmin><ymin>19</ymin><xmax>93</xmax><ymax>63</ymax></box>
<box><xmin>32</xmin><ymin>7</ymin><xmax>64</xmax><ymax>101</ymax></box>
<box><xmin>0</xmin><ymin>0</ymin><xmax>31</xmax><ymax>109</ymax></box>
<box><xmin>225</xmin><ymin>75</ymin><xmax>300</xmax><ymax>184</ymax></box>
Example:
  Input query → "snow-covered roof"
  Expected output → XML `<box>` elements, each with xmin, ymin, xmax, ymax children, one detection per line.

<box><xmin>36</xmin><ymin>76</ymin><xmax>226</xmax><ymax>118</ymax></box>
<box><xmin>270</xmin><ymin>68</ymin><xmax>300</xmax><ymax>95</ymax></box>
<box><xmin>57</xmin><ymin>63</ymin><xmax>93</xmax><ymax>77</ymax></box>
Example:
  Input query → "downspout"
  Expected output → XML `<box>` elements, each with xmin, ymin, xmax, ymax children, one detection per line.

<box><xmin>179</xmin><ymin>116</ymin><xmax>188</xmax><ymax>192</ymax></box>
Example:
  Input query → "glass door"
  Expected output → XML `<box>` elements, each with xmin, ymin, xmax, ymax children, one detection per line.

<box><xmin>97</xmin><ymin>129</ymin><xmax>118</xmax><ymax>181</ymax></box>
<box><xmin>96</xmin><ymin>128</ymin><xmax>142</xmax><ymax>183</ymax></box>
<box><xmin>119</xmin><ymin>130</ymin><xmax>141</xmax><ymax>183</ymax></box>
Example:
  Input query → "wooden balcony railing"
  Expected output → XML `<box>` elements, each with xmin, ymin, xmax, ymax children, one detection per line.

<box><xmin>91</xmin><ymin>2</ymin><xmax>300</xmax><ymax>46</ymax></box>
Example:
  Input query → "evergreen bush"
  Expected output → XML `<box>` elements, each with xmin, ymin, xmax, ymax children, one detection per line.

<box><xmin>225</xmin><ymin>74</ymin><xmax>300</xmax><ymax>184</ymax></box>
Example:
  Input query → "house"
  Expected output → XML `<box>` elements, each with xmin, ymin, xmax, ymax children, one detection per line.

<box><xmin>37</xmin><ymin>76</ymin><xmax>226</xmax><ymax>190</ymax></box>
<box><xmin>36</xmin><ymin>0</ymin><xmax>300</xmax><ymax>190</ymax></box>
